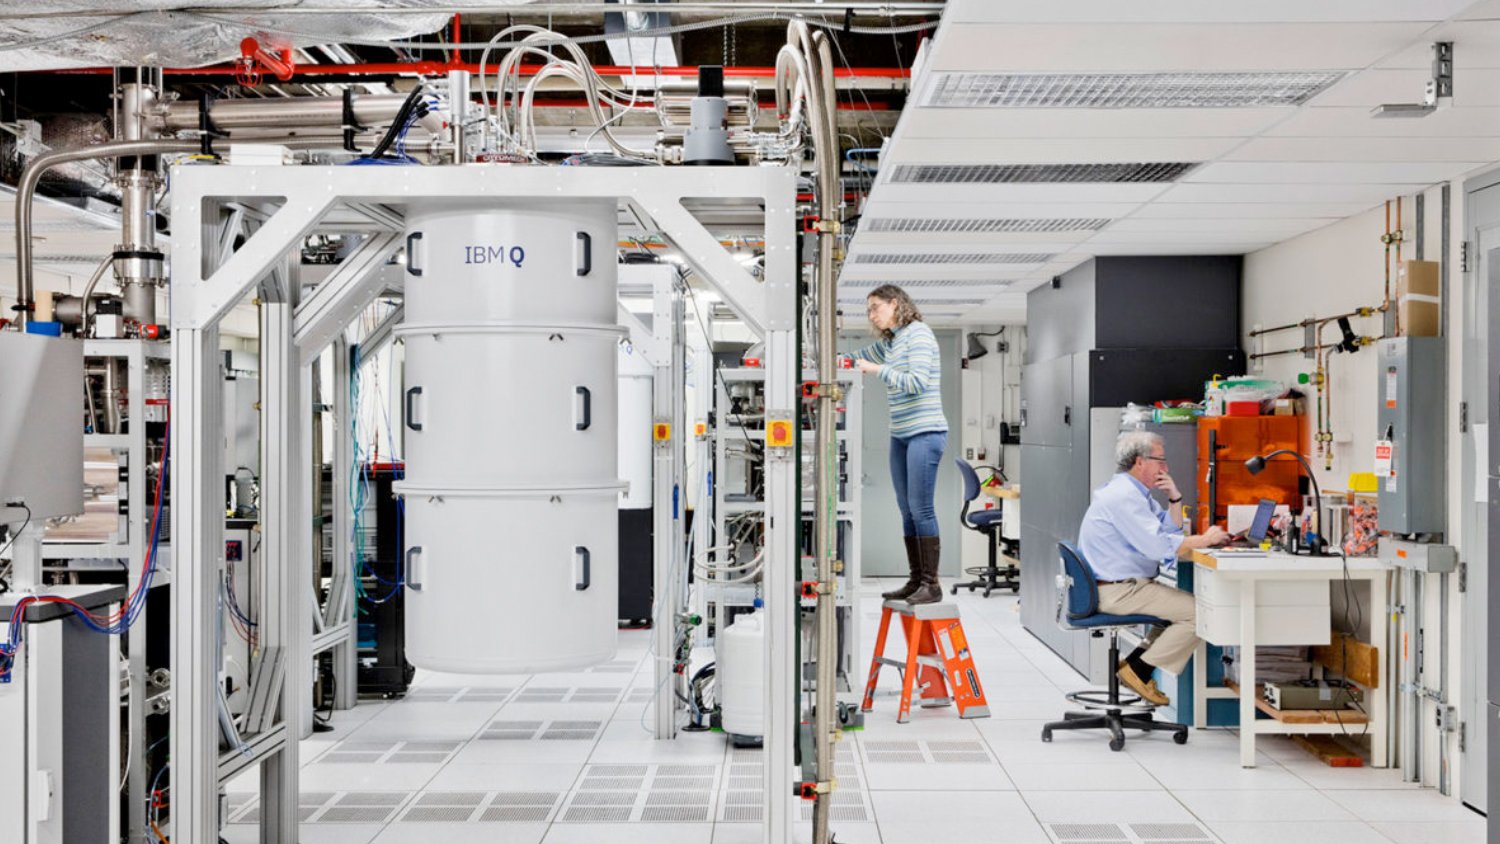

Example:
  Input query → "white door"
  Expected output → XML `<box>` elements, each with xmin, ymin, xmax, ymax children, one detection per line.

<box><xmin>1460</xmin><ymin>177</ymin><xmax>1500</xmax><ymax>812</ymax></box>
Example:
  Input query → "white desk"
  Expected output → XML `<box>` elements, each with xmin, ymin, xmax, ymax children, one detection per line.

<box><xmin>1189</xmin><ymin>549</ymin><xmax>1391</xmax><ymax>768</ymax></box>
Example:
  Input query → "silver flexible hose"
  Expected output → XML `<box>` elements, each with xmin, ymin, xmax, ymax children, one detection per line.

<box><xmin>13</xmin><ymin>139</ymin><xmax>198</xmax><ymax>327</ymax></box>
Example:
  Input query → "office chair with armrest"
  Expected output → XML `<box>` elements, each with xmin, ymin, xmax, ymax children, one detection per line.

<box><xmin>952</xmin><ymin>458</ymin><xmax>1019</xmax><ymax>597</ymax></box>
<box><xmin>1041</xmin><ymin>541</ymin><xmax>1188</xmax><ymax>751</ymax></box>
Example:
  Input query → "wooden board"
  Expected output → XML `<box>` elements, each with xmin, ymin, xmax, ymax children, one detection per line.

<box><xmin>1312</xmin><ymin>633</ymin><xmax>1379</xmax><ymax>689</ymax></box>
<box><xmin>1293</xmin><ymin>735</ymin><xmax>1365</xmax><ymax>767</ymax></box>
<box><xmin>1223</xmin><ymin>679</ymin><xmax>1371</xmax><ymax>725</ymax></box>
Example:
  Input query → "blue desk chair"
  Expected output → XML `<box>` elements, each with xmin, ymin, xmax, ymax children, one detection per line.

<box><xmin>952</xmin><ymin>459</ymin><xmax>1019</xmax><ymax>597</ymax></box>
<box><xmin>1041</xmin><ymin>542</ymin><xmax>1188</xmax><ymax>751</ymax></box>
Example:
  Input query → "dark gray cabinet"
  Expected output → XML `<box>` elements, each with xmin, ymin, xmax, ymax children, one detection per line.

<box><xmin>1020</xmin><ymin>256</ymin><xmax>1244</xmax><ymax>680</ymax></box>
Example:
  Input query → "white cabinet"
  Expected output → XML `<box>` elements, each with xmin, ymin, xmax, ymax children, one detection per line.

<box><xmin>1194</xmin><ymin>567</ymin><xmax>1331</xmax><ymax>647</ymax></box>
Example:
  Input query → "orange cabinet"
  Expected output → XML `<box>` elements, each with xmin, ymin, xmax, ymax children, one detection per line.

<box><xmin>1195</xmin><ymin>416</ymin><xmax>1306</xmax><ymax>533</ymax></box>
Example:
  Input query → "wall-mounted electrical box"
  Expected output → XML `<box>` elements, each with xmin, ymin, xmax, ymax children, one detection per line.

<box><xmin>1376</xmin><ymin>337</ymin><xmax>1445</xmax><ymax>535</ymax></box>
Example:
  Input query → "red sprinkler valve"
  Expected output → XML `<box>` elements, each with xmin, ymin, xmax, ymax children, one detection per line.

<box><xmin>237</xmin><ymin>38</ymin><xmax>296</xmax><ymax>87</ymax></box>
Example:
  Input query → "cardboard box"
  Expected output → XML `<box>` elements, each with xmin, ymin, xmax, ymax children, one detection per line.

<box><xmin>1396</xmin><ymin>260</ymin><xmax>1440</xmax><ymax>337</ymax></box>
<box><xmin>1273</xmin><ymin>398</ymin><xmax>1296</xmax><ymax>416</ymax></box>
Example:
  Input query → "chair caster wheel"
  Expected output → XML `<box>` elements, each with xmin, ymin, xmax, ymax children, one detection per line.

<box><xmin>1109</xmin><ymin>737</ymin><xmax>1125</xmax><ymax>752</ymax></box>
<box><xmin>1041</xmin><ymin>729</ymin><xmax>1052</xmax><ymax>742</ymax></box>
<box><xmin>1173</xmin><ymin>731</ymin><xmax>1188</xmax><ymax>745</ymax></box>
<box><xmin>949</xmin><ymin>586</ymin><xmax>958</xmax><ymax>595</ymax></box>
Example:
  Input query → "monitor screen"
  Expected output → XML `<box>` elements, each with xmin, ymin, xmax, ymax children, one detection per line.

<box><xmin>1248</xmin><ymin>498</ymin><xmax>1276</xmax><ymax>543</ymax></box>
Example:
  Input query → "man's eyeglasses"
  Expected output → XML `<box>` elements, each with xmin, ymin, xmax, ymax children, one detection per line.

<box><xmin>1143</xmin><ymin>456</ymin><xmax>1168</xmax><ymax>463</ymax></box>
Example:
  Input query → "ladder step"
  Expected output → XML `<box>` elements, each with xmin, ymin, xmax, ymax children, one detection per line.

<box><xmin>874</xmin><ymin>657</ymin><xmax>905</xmax><ymax>669</ymax></box>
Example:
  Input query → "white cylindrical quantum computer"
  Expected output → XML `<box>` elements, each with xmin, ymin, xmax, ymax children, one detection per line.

<box><xmin>396</xmin><ymin>200</ymin><xmax>625</xmax><ymax>673</ymax></box>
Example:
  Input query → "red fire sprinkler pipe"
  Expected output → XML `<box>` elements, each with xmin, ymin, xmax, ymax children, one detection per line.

<box><xmin>236</xmin><ymin>38</ymin><xmax>296</xmax><ymax>86</ymax></box>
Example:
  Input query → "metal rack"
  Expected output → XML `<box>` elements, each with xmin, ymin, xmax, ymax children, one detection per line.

<box><xmin>40</xmin><ymin>338</ymin><xmax>169</xmax><ymax>844</ymax></box>
<box><xmin>702</xmin><ymin>366</ymin><xmax>862</xmax><ymax>685</ymax></box>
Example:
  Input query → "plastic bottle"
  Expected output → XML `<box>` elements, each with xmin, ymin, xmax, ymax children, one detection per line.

<box><xmin>1203</xmin><ymin>374</ymin><xmax>1224</xmax><ymax>417</ymax></box>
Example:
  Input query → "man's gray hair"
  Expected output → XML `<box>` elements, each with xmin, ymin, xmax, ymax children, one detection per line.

<box><xmin>1115</xmin><ymin>430</ymin><xmax>1164</xmax><ymax>473</ymax></box>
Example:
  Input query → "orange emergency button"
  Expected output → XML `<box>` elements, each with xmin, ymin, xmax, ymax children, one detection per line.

<box><xmin>767</xmin><ymin>419</ymin><xmax>793</xmax><ymax>447</ymax></box>
<box><xmin>694</xmin><ymin>423</ymin><xmax>707</xmax><ymax>437</ymax></box>
<box><xmin>654</xmin><ymin>422</ymin><xmax>672</xmax><ymax>441</ymax></box>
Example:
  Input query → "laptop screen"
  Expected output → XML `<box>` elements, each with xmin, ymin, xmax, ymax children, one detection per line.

<box><xmin>1247</xmin><ymin>498</ymin><xmax>1276</xmax><ymax>543</ymax></box>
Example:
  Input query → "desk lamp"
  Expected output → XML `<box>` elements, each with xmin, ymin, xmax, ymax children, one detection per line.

<box><xmin>1245</xmin><ymin>450</ymin><xmax>1324</xmax><ymax>555</ymax></box>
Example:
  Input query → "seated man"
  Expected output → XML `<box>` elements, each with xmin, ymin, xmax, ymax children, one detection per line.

<box><xmin>1078</xmin><ymin>431</ymin><xmax>1227</xmax><ymax>706</ymax></box>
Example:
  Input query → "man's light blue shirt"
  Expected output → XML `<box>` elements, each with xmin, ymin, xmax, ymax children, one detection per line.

<box><xmin>1077</xmin><ymin>472</ymin><xmax>1185</xmax><ymax>581</ymax></box>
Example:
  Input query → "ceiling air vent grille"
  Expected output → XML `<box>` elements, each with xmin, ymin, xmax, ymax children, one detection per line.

<box><xmin>840</xmin><ymin>279</ymin><xmax>1013</xmax><ymax>289</ymax></box>
<box><xmin>852</xmin><ymin>253</ymin><xmax>1054</xmax><ymax>266</ymax></box>
<box><xmin>890</xmin><ymin>162</ymin><xmax>1194</xmax><ymax>184</ymax></box>
<box><xmin>923</xmin><ymin>71</ymin><xmax>1345</xmax><ymax>109</ymax></box>
<box><xmin>865</xmin><ymin>217</ymin><xmax>1110</xmax><ymax>234</ymax></box>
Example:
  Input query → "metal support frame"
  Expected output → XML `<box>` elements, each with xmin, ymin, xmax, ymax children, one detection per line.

<box><xmin>40</xmin><ymin>339</ymin><xmax>168</xmax><ymax>844</ymax></box>
<box><xmin>651</xmin><ymin>269</ymin><xmax>688</xmax><ymax>739</ymax></box>
<box><xmin>168</xmin><ymin>164</ymin><xmax>800</xmax><ymax>844</ymax></box>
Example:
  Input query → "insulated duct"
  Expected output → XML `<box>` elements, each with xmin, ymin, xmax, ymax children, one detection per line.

<box><xmin>0</xmin><ymin>1</ymin><xmax>454</xmax><ymax>73</ymax></box>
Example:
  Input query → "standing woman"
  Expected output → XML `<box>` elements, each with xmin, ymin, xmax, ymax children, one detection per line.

<box><xmin>853</xmin><ymin>285</ymin><xmax>949</xmax><ymax>604</ymax></box>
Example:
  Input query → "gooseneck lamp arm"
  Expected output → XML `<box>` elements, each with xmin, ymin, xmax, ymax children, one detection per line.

<box><xmin>1244</xmin><ymin>449</ymin><xmax>1324</xmax><ymax>555</ymax></box>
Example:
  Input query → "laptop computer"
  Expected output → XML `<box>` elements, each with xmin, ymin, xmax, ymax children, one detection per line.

<box><xmin>1223</xmin><ymin>498</ymin><xmax>1276</xmax><ymax>548</ymax></box>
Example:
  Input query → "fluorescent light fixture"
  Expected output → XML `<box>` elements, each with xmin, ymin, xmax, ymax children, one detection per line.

<box><xmin>889</xmin><ymin>163</ymin><xmax>1195</xmax><ymax>184</ymax></box>
<box><xmin>852</xmin><ymin>253</ymin><xmax>1055</xmax><ymax>266</ymax></box>
<box><xmin>923</xmin><ymin>71</ymin><xmax>1346</xmax><ymax>109</ymax></box>
<box><xmin>865</xmin><ymin>217</ymin><xmax>1110</xmax><ymax>234</ymax></box>
<box><xmin>840</xmin><ymin>279</ymin><xmax>1015</xmax><ymax>289</ymax></box>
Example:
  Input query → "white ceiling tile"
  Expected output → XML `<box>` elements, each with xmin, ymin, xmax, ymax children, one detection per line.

<box><xmin>1104</xmin><ymin>217</ymin><xmax>1335</xmax><ymax>234</ymax></box>
<box><xmin>1459</xmin><ymin>0</ymin><xmax>1500</xmax><ymax>18</ymax></box>
<box><xmin>1308</xmin><ymin>68</ymin><xmax>1500</xmax><ymax>106</ymax></box>
<box><xmin>1376</xmin><ymin>20</ymin><xmax>1500</xmax><ymax>68</ymax></box>
<box><xmin>1184</xmin><ymin>161</ymin><xmax>1480</xmax><ymax>183</ymax></box>
<box><xmin>1129</xmin><ymin>201</ymin><xmax>1374</xmax><ymax>219</ymax></box>
<box><xmin>1228</xmin><ymin>135</ymin><xmax>1500</xmax><ymax>163</ymax></box>
<box><xmin>1154</xmin><ymin>182</ymin><xmax>1425</xmax><ymax>203</ymax></box>
<box><xmin>930</xmin><ymin>23</ymin><xmax>1427</xmax><ymax>73</ymax></box>
<box><xmin>892</xmin><ymin>137</ymin><xmax>1241</xmax><ymax>163</ymax></box>
<box><xmin>898</xmin><ymin>108</ymin><xmax>1288</xmax><ymax>139</ymax></box>
<box><xmin>1265</xmin><ymin>106</ymin><xmax>1500</xmax><ymax>137</ymax></box>
<box><xmin>856</xmin><ymin>230</ymin><xmax>1097</xmax><ymax>247</ymax></box>
<box><xmin>944</xmin><ymin>0</ymin><xmax>1478</xmax><ymax>24</ymax></box>
<box><xmin>867</xmin><ymin>183</ymin><xmax>1173</xmax><ymax>205</ymax></box>
<box><xmin>1084</xmin><ymin>230</ymin><xmax>1282</xmax><ymax>245</ymax></box>
<box><xmin>1080</xmin><ymin>242</ymin><xmax>1273</xmax><ymax>254</ymax></box>
<box><xmin>858</xmin><ymin>201</ymin><xmax>1145</xmax><ymax>219</ymax></box>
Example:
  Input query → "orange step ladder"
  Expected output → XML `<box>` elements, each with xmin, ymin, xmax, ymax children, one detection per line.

<box><xmin>861</xmin><ymin>600</ymin><xmax>990</xmax><ymax>723</ymax></box>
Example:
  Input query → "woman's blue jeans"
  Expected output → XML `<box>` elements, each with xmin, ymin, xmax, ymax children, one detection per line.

<box><xmin>889</xmin><ymin>430</ymin><xmax>947</xmax><ymax>537</ymax></box>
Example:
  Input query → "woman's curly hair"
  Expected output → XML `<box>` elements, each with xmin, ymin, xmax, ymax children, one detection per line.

<box><xmin>866</xmin><ymin>284</ymin><xmax>924</xmax><ymax>340</ymax></box>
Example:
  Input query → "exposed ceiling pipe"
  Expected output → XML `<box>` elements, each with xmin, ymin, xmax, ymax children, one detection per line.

<box><xmin>54</xmin><ymin>62</ymin><xmax>910</xmax><ymax>80</ymax></box>
<box><xmin>14</xmin><ymin>2</ymin><xmax>942</xmax><ymax>15</ymax></box>
<box><xmin>12</xmin><ymin>139</ymin><xmax>203</xmax><ymax>325</ymax></box>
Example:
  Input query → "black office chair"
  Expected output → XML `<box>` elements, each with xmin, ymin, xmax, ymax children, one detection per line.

<box><xmin>1041</xmin><ymin>542</ymin><xmax>1188</xmax><ymax>751</ymax></box>
<box><xmin>952</xmin><ymin>458</ymin><xmax>1019</xmax><ymax>597</ymax></box>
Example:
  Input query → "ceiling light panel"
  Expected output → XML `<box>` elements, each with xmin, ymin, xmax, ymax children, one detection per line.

<box><xmin>922</xmin><ymin>71</ymin><xmax>1346</xmax><ymax>109</ymax></box>
<box><xmin>864</xmin><ymin>217</ymin><xmax>1111</xmax><ymax>234</ymax></box>
<box><xmin>889</xmin><ymin>163</ymin><xmax>1196</xmax><ymax>184</ymax></box>
<box><xmin>852</xmin><ymin>253</ymin><xmax>1056</xmax><ymax>266</ymax></box>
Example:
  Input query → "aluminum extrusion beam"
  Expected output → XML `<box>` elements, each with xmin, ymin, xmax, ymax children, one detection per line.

<box><xmin>293</xmin><ymin>231</ymin><xmax>402</xmax><ymax>363</ymax></box>
<box><xmin>168</xmin><ymin>325</ymin><xmax>226</xmax><ymax>844</ymax></box>
<box><xmin>168</xmin><ymin>163</ymin><xmax>795</xmax><ymax>844</ymax></box>
<box><xmin>651</xmin><ymin>271</ymin><xmax>686</xmax><ymax>739</ymax></box>
<box><xmin>647</xmin><ymin>199</ymin><xmax>768</xmax><ymax>337</ymax></box>
<box><xmin>256</xmin><ymin>298</ymin><xmax>303</xmax><ymax>843</ymax></box>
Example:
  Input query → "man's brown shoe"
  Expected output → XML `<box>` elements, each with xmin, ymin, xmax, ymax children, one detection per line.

<box><xmin>1117</xmin><ymin>663</ymin><xmax>1170</xmax><ymax>707</ymax></box>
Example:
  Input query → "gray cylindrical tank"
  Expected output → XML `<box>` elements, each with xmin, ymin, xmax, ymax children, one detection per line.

<box><xmin>396</xmin><ymin>200</ymin><xmax>623</xmax><ymax>673</ymax></box>
<box><xmin>684</xmin><ymin>97</ymin><xmax>733</xmax><ymax>165</ymax></box>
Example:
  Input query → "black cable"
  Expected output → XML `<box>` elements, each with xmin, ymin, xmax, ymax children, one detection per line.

<box><xmin>0</xmin><ymin>502</ymin><xmax>32</xmax><ymax>561</ymax></box>
<box><xmin>367</xmin><ymin>83</ymin><xmax>425</xmax><ymax>160</ymax></box>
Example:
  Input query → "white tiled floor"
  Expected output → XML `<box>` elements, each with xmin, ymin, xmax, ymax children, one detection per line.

<box><xmin>218</xmin><ymin>577</ymin><xmax>1486</xmax><ymax>844</ymax></box>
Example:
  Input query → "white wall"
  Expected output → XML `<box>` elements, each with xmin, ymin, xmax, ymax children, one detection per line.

<box><xmin>958</xmin><ymin>323</ymin><xmax>1026</xmax><ymax>569</ymax></box>
<box><xmin>1242</xmin><ymin>181</ymin><xmax>1471</xmax><ymax>791</ymax></box>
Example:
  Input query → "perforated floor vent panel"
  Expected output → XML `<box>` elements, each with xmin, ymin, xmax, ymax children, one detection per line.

<box><xmin>1046</xmin><ymin>823</ymin><xmax>1219</xmax><ymax>844</ymax></box>
<box><xmin>555</xmin><ymin>763</ymin><xmax>723</xmax><ymax>822</ymax></box>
